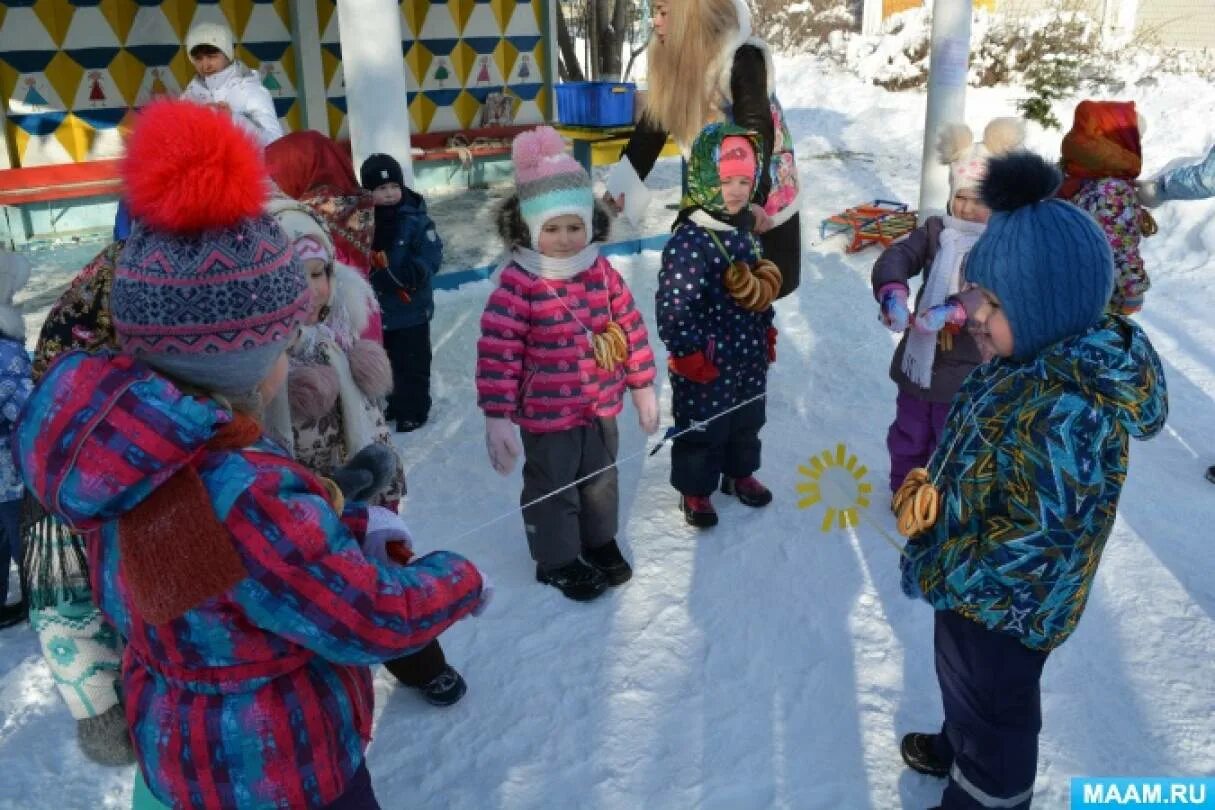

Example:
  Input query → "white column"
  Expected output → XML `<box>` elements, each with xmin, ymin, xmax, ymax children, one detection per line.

<box><xmin>546</xmin><ymin>0</ymin><xmax>560</xmax><ymax>119</ymax></box>
<box><xmin>334</xmin><ymin>0</ymin><xmax>413</xmax><ymax>181</ymax></box>
<box><xmin>861</xmin><ymin>0</ymin><xmax>884</xmax><ymax>36</ymax></box>
<box><xmin>289</xmin><ymin>0</ymin><xmax>329</xmax><ymax>133</ymax></box>
<box><xmin>917</xmin><ymin>0</ymin><xmax>972</xmax><ymax>216</ymax></box>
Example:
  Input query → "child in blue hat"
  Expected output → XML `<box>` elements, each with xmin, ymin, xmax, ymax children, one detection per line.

<box><xmin>895</xmin><ymin>151</ymin><xmax>1168</xmax><ymax>810</ymax></box>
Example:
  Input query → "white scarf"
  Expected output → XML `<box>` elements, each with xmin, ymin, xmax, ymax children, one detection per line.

<box><xmin>508</xmin><ymin>244</ymin><xmax>601</xmax><ymax>280</ymax></box>
<box><xmin>902</xmin><ymin>216</ymin><xmax>986</xmax><ymax>389</ymax></box>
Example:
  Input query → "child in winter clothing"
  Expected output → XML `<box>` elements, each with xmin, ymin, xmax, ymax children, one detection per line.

<box><xmin>475</xmin><ymin>126</ymin><xmax>658</xmax><ymax>602</ymax></box>
<box><xmin>1058</xmin><ymin>100</ymin><xmax>1152</xmax><ymax>315</ymax></box>
<box><xmin>181</xmin><ymin>20</ymin><xmax>283</xmax><ymax>146</ymax></box>
<box><xmin>16</xmin><ymin>99</ymin><xmax>487</xmax><ymax>810</ymax></box>
<box><xmin>896</xmin><ymin>152</ymin><xmax>1167</xmax><ymax>809</ymax></box>
<box><xmin>0</xmin><ymin>250</ymin><xmax>32</xmax><ymax>628</ymax></box>
<box><xmin>360</xmin><ymin>153</ymin><xmax>443</xmax><ymax>433</ymax></box>
<box><xmin>872</xmin><ymin>118</ymin><xmax>1025</xmax><ymax>493</ymax></box>
<box><xmin>658</xmin><ymin>123</ymin><xmax>777</xmax><ymax>528</ymax></box>
<box><xmin>267</xmin><ymin>196</ymin><xmax>467</xmax><ymax>706</ymax></box>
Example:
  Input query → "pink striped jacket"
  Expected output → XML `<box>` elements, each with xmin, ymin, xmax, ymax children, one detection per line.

<box><xmin>476</xmin><ymin>256</ymin><xmax>656</xmax><ymax>433</ymax></box>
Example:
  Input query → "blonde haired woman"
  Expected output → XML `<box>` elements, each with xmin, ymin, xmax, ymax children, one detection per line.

<box><xmin>606</xmin><ymin>0</ymin><xmax>802</xmax><ymax>297</ymax></box>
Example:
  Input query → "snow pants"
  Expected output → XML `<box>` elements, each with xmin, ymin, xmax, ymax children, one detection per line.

<box><xmin>934</xmin><ymin>610</ymin><xmax>1049</xmax><ymax>810</ymax></box>
<box><xmin>887</xmin><ymin>390</ymin><xmax>951</xmax><ymax>492</ymax></box>
<box><xmin>671</xmin><ymin>397</ymin><xmax>766</xmax><ymax>496</ymax></box>
<box><xmin>520</xmin><ymin>418</ymin><xmax>619</xmax><ymax>569</ymax></box>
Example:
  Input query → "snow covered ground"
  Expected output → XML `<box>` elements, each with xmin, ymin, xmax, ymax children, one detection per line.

<box><xmin>2</xmin><ymin>55</ymin><xmax>1214</xmax><ymax>809</ymax></box>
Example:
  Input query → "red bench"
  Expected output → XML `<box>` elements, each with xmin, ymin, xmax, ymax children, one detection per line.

<box><xmin>0</xmin><ymin>159</ymin><xmax>124</xmax><ymax>206</ymax></box>
<box><xmin>410</xmin><ymin>125</ymin><xmax>528</xmax><ymax>163</ymax></box>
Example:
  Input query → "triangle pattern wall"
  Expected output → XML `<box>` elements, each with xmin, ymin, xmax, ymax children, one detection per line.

<box><xmin>318</xmin><ymin>0</ymin><xmax>551</xmax><ymax>139</ymax></box>
<box><xmin>0</xmin><ymin>0</ymin><xmax>297</xmax><ymax>167</ymax></box>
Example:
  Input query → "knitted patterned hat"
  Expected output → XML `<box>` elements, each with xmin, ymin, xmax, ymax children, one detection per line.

<box><xmin>112</xmin><ymin>99</ymin><xmax>308</xmax><ymax>396</ymax></box>
<box><xmin>965</xmin><ymin>151</ymin><xmax>1113</xmax><ymax>360</ymax></box>
<box><xmin>937</xmin><ymin>118</ymin><xmax>1026</xmax><ymax>196</ymax></box>
<box><xmin>718</xmin><ymin>135</ymin><xmax>757</xmax><ymax>180</ymax></box>
<box><xmin>511</xmin><ymin>126</ymin><xmax>592</xmax><ymax>239</ymax></box>
<box><xmin>266</xmin><ymin>194</ymin><xmax>335</xmax><ymax>266</ymax></box>
<box><xmin>359</xmin><ymin>153</ymin><xmax>405</xmax><ymax>191</ymax></box>
<box><xmin>185</xmin><ymin>20</ymin><xmax>235</xmax><ymax>61</ymax></box>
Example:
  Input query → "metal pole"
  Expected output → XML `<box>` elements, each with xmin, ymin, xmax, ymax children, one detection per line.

<box><xmin>917</xmin><ymin>0</ymin><xmax>973</xmax><ymax>216</ymax></box>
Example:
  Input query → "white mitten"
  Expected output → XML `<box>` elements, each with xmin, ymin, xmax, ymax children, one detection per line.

<box><xmin>363</xmin><ymin>505</ymin><xmax>415</xmax><ymax>564</ymax></box>
<box><xmin>485</xmin><ymin>416</ymin><xmax>522</xmax><ymax>475</ymax></box>
<box><xmin>630</xmin><ymin>385</ymin><xmax>659</xmax><ymax>435</ymax></box>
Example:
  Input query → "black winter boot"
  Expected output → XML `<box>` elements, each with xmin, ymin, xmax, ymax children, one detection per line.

<box><xmin>900</xmin><ymin>732</ymin><xmax>951</xmax><ymax>778</ymax></box>
<box><xmin>536</xmin><ymin>559</ymin><xmax>609</xmax><ymax>601</ymax></box>
<box><xmin>721</xmin><ymin>475</ymin><xmax>773</xmax><ymax>507</ymax></box>
<box><xmin>583</xmin><ymin>540</ymin><xmax>632</xmax><ymax>586</ymax></box>
<box><xmin>1206</xmin><ymin>465</ymin><xmax>1215</xmax><ymax>484</ymax></box>
<box><xmin>680</xmin><ymin>494</ymin><xmax>718</xmax><ymax>528</ymax></box>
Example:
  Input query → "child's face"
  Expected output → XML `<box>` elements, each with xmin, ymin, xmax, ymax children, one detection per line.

<box><xmin>536</xmin><ymin>214</ymin><xmax>588</xmax><ymax>258</ymax></box>
<box><xmin>303</xmin><ymin>258</ymin><xmax>331</xmax><ymax>325</ymax></box>
<box><xmin>963</xmin><ymin>286</ymin><xmax>1014</xmax><ymax>361</ymax></box>
<box><xmin>951</xmin><ymin>190</ymin><xmax>991</xmax><ymax>224</ymax></box>
<box><xmin>189</xmin><ymin>48</ymin><xmax>231</xmax><ymax>78</ymax></box>
<box><xmin>720</xmin><ymin>175</ymin><xmax>754</xmax><ymax>215</ymax></box>
<box><xmin>372</xmin><ymin>182</ymin><xmax>402</xmax><ymax>206</ymax></box>
<box><xmin>651</xmin><ymin>1</ymin><xmax>670</xmax><ymax>43</ymax></box>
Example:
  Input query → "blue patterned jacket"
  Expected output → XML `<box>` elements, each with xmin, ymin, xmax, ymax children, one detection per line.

<box><xmin>0</xmin><ymin>335</ymin><xmax>32</xmax><ymax>502</ymax></box>
<box><xmin>901</xmin><ymin>316</ymin><xmax>1167</xmax><ymax>650</ymax></box>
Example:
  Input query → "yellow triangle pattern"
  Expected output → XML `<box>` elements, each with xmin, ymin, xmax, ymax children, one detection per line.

<box><xmin>98</xmin><ymin>0</ymin><xmax>138</xmax><ymax>43</ymax></box>
<box><xmin>284</xmin><ymin>101</ymin><xmax>301</xmax><ymax>132</ymax></box>
<box><xmin>317</xmin><ymin>0</ymin><xmax>336</xmax><ymax>38</ymax></box>
<box><xmin>490</xmin><ymin>0</ymin><xmax>516</xmax><ymax>34</ymax></box>
<box><xmin>0</xmin><ymin>6</ymin><xmax>6</xmax><ymax>35</ymax></box>
<box><xmin>44</xmin><ymin>51</ymin><xmax>84</xmax><ymax>112</ymax></box>
<box><xmin>493</xmin><ymin>39</ymin><xmax>518</xmax><ymax>82</ymax></box>
<box><xmin>160</xmin><ymin>0</ymin><xmax>198</xmax><ymax>41</ymax></box>
<box><xmin>452</xmin><ymin>90</ymin><xmax>481</xmax><ymax>129</ymax></box>
<box><xmin>218</xmin><ymin>0</ymin><xmax>253</xmax><ymax>39</ymax></box>
<box><xmin>405</xmin><ymin>43</ymin><xmax>433</xmax><ymax>87</ymax></box>
<box><xmin>327</xmin><ymin>100</ymin><xmax>345</xmax><ymax>138</ymax></box>
<box><xmin>108</xmin><ymin>49</ymin><xmax>144</xmax><ymax>105</ymax></box>
<box><xmin>448</xmin><ymin>0</ymin><xmax>475</xmax><ymax>35</ymax></box>
<box><xmin>531</xmin><ymin>0</ymin><xmax>544</xmax><ymax>32</ymax></box>
<box><xmin>0</xmin><ymin>61</ymin><xmax>19</xmax><ymax>111</ymax></box>
<box><xmin>34</xmin><ymin>0</ymin><xmax>75</xmax><ymax>48</ymax></box>
<box><xmin>272</xmin><ymin>0</ymin><xmax>290</xmax><ymax>28</ymax></box>
<box><xmin>280</xmin><ymin>44</ymin><xmax>297</xmax><ymax>85</ymax></box>
<box><xmin>169</xmin><ymin>50</ymin><xmax>195</xmax><ymax>89</ymax></box>
<box><xmin>11</xmin><ymin>127</ymin><xmax>30</xmax><ymax>168</ymax></box>
<box><xmin>236</xmin><ymin>45</ymin><xmax>260</xmax><ymax>68</ymax></box>
<box><xmin>408</xmin><ymin>93</ymin><xmax>436</xmax><ymax>132</ymax></box>
<box><xmin>449</xmin><ymin>40</ymin><xmax>477</xmax><ymax>86</ymax></box>
<box><xmin>401</xmin><ymin>0</ymin><xmax>429</xmax><ymax>39</ymax></box>
<box><xmin>54</xmin><ymin>113</ymin><xmax>94</xmax><ymax>162</ymax></box>
<box><xmin>321</xmin><ymin>47</ymin><xmax>341</xmax><ymax>88</ymax></box>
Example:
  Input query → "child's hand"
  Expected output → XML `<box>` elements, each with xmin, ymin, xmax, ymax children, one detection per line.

<box><xmin>363</xmin><ymin>505</ymin><xmax>415</xmax><ymax>565</ymax></box>
<box><xmin>668</xmin><ymin>351</ymin><xmax>719</xmax><ymax>384</ymax></box>
<box><xmin>750</xmin><ymin>204</ymin><xmax>774</xmax><ymax>234</ymax></box>
<box><xmin>630</xmin><ymin>385</ymin><xmax>659</xmax><ymax>434</ymax></box>
<box><xmin>1136</xmin><ymin>179</ymin><xmax>1161</xmax><ymax>209</ymax></box>
<box><xmin>878</xmin><ymin>284</ymin><xmax>910</xmax><ymax>332</ymax></box>
<box><xmin>371</xmin><ymin>250</ymin><xmax>389</xmax><ymax>270</ymax></box>
<box><xmin>912</xmin><ymin>300</ymin><xmax>967</xmax><ymax>334</ymax></box>
<box><xmin>485</xmin><ymin>416</ymin><xmax>522</xmax><ymax>475</ymax></box>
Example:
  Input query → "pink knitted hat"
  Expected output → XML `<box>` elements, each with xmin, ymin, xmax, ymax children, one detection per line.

<box><xmin>718</xmin><ymin>135</ymin><xmax>757</xmax><ymax>180</ymax></box>
<box><xmin>511</xmin><ymin>126</ymin><xmax>593</xmax><ymax>239</ymax></box>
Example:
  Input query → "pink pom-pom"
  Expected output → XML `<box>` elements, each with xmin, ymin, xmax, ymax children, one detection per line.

<box><xmin>288</xmin><ymin>364</ymin><xmax>339</xmax><ymax>422</ymax></box>
<box><xmin>122</xmin><ymin>99</ymin><xmax>267</xmax><ymax>233</ymax></box>
<box><xmin>347</xmin><ymin>339</ymin><xmax>393</xmax><ymax>399</ymax></box>
<box><xmin>512</xmin><ymin>126</ymin><xmax>568</xmax><ymax>172</ymax></box>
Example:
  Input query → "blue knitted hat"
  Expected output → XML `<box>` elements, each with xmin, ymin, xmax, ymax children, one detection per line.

<box><xmin>965</xmin><ymin>151</ymin><xmax>1114</xmax><ymax>360</ymax></box>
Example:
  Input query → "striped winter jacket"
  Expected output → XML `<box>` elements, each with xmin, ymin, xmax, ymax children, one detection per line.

<box><xmin>16</xmin><ymin>352</ymin><xmax>484</xmax><ymax>810</ymax></box>
<box><xmin>475</xmin><ymin>254</ymin><xmax>656</xmax><ymax>433</ymax></box>
<box><xmin>901</xmin><ymin>317</ymin><xmax>1166</xmax><ymax>651</ymax></box>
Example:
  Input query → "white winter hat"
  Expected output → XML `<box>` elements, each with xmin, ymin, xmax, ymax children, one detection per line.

<box><xmin>937</xmin><ymin>117</ymin><xmax>1027</xmax><ymax>196</ymax></box>
<box><xmin>186</xmin><ymin>21</ymin><xmax>235</xmax><ymax>61</ymax></box>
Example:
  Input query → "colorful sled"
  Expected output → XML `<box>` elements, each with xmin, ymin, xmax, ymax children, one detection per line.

<box><xmin>819</xmin><ymin>199</ymin><xmax>918</xmax><ymax>253</ymax></box>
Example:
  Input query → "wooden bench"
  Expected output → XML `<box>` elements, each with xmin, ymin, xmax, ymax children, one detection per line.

<box><xmin>0</xmin><ymin>159</ymin><xmax>123</xmax><ymax>206</ymax></box>
<box><xmin>409</xmin><ymin>125</ymin><xmax>530</xmax><ymax>164</ymax></box>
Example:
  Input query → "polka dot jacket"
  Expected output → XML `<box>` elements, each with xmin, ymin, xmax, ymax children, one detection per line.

<box><xmin>657</xmin><ymin>220</ymin><xmax>773</xmax><ymax>424</ymax></box>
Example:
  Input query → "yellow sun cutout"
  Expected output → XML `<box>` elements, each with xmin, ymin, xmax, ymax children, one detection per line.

<box><xmin>796</xmin><ymin>443</ymin><xmax>874</xmax><ymax>532</ymax></box>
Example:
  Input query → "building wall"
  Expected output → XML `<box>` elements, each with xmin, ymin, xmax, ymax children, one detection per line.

<box><xmin>318</xmin><ymin>0</ymin><xmax>552</xmax><ymax>138</ymax></box>
<box><xmin>1135</xmin><ymin>0</ymin><xmax>1215</xmax><ymax>50</ymax></box>
<box><xmin>0</xmin><ymin>0</ymin><xmax>300</xmax><ymax>168</ymax></box>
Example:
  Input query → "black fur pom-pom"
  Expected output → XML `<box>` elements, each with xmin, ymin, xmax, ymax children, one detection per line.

<box><xmin>980</xmin><ymin>151</ymin><xmax>1062</xmax><ymax>213</ymax></box>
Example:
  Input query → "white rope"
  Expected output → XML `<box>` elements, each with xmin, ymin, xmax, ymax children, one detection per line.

<box><xmin>445</xmin><ymin>391</ymin><xmax>768</xmax><ymax>544</ymax></box>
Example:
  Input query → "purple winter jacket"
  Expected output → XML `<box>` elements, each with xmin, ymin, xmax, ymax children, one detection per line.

<box><xmin>870</xmin><ymin>216</ymin><xmax>982</xmax><ymax>403</ymax></box>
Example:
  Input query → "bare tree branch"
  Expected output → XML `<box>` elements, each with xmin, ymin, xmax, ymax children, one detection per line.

<box><xmin>556</xmin><ymin>3</ymin><xmax>586</xmax><ymax>82</ymax></box>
